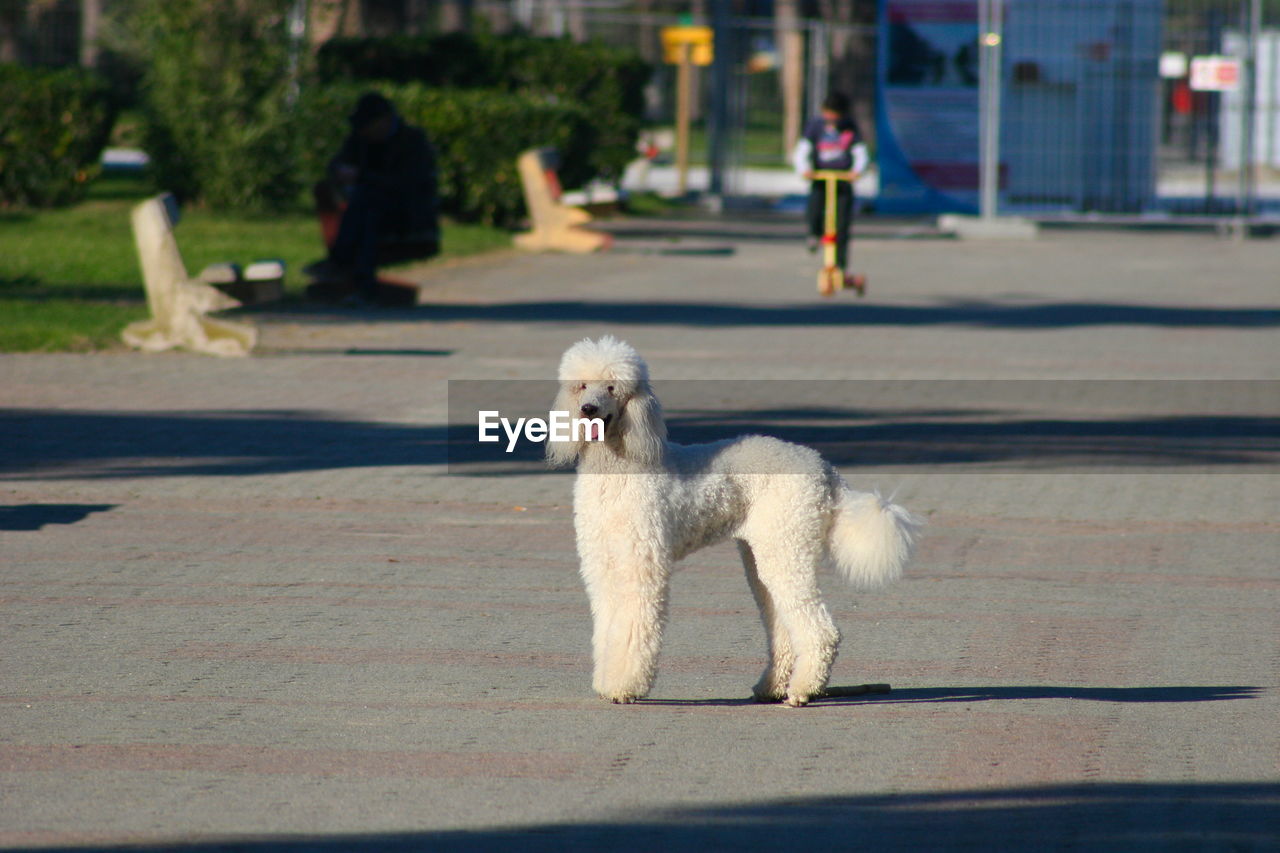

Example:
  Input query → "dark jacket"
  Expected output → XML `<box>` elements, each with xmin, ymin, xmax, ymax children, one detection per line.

<box><xmin>801</xmin><ymin>116</ymin><xmax>864</xmax><ymax>172</ymax></box>
<box><xmin>329</xmin><ymin>119</ymin><xmax>439</xmax><ymax>240</ymax></box>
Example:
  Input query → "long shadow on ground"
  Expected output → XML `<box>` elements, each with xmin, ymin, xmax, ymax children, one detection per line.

<box><xmin>2</xmin><ymin>407</ymin><xmax>1276</xmax><ymax>479</ymax></box>
<box><xmin>264</xmin><ymin>298</ymin><xmax>1280</xmax><ymax>330</ymax></box>
<box><xmin>12</xmin><ymin>781</ymin><xmax>1279</xmax><ymax>851</ymax></box>
<box><xmin>0</xmin><ymin>503</ymin><xmax>116</xmax><ymax>530</ymax></box>
<box><xmin>642</xmin><ymin>684</ymin><xmax>1265</xmax><ymax>707</ymax></box>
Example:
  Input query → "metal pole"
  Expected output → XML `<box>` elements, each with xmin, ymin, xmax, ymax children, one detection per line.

<box><xmin>807</xmin><ymin>20</ymin><xmax>829</xmax><ymax>125</ymax></box>
<box><xmin>286</xmin><ymin>0</ymin><xmax>307</xmax><ymax>105</ymax></box>
<box><xmin>1268</xmin><ymin>30</ymin><xmax>1278</xmax><ymax>168</ymax></box>
<box><xmin>978</xmin><ymin>0</ymin><xmax>1003</xmax><ymax>219</ymax></box>
<box><xmin>1206</xmin><ymin>9</ymin><xmax>1223</xmax><ymax>211</ymax></box>
<box><xmin>978</xmin><ymin>0</ymin><xmax>986</xmax><ymax>214</ymax></box>
<box><xmin>1237</xmin><ymin>0</ymin><xmax>1261</xmax><ymax>217</ymax></box>
<box><xmin>707</xmin><ymin>0</ymin><xmax>732</xmax><ymax>202</ymax></box>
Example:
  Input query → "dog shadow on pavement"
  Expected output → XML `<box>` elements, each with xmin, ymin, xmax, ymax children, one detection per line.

<box><xmin>639</xmin><ymin>684</ymin><xmax>1263</xmax><ymax>707</ymax></box>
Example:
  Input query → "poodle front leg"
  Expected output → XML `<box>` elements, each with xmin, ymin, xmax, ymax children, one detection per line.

<box><xmin>586</xmin><ymin>558</ymin><xmax>670</xmax><ymax>703</ymax></box>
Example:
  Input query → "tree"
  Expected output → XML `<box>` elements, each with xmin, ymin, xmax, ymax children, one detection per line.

<box><xmin>81</xmin><ymin>0</ymin><xmax>102</xmax><ymax>66</ymax></box>
<box><xmin>0</xmin><ymin>0</ymin><xmax>61</xmax><ymax>64</ymax></box>
<box><xmin>309</xmin><ymin>0</ymin><xmax>363</xmax><ymax>44</ymax></box>
<box><xmin>438</xmin><ymin>0</ymin><xmax>473</xmax><ymax>32</ymax></box>
<box><xmin>127</xmin><ymin>0</ymin><xmax>304</xmax><ymax>209</ymax></box>
<box><xmin>817</xmin><ymin>0</ymin><xmax>876</xmax><ymax>147</ymax></box>
<box><xmin>776</xmin><ymin>0</ymin><xmax>803</xmax><ymax>155</ymax></box>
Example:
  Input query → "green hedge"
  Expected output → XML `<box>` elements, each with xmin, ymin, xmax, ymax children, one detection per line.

<box><xmin>298</xmin><ymin>82</ymin><xmax>595</xmax><ymax>227</ymax></box>
<box><xmin>119</xmin><ymin>4</ymin><xmax>629</xmax><ymax>221</ymax></box>
<box><xmin>317</xmin><ymin>33</ymin><xmax>494</xmax><ymax>88</ymax></box>
<box><xmin>0</xmin><ymin>64</ymin><xmax>116</xmax><ymax>208</ymax></box>
<box><xmin>129</xmin><ymin>0</ymin><xmax>301</xmax><ymax>211</ymax></box>
<box><xmin>317</xmin><ymin>33</ymin><xmax>649</xmax><ymax>182</ymax></box>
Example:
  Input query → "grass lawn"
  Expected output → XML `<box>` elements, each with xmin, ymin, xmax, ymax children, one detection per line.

<box><xmin>0</xmin><ymin>173</ymin><xmax>512</xmax><ymax>352</ymax></box>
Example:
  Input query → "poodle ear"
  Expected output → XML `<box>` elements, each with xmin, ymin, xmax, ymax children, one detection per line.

<box><xmin>619</xmin><ymin>385</ymin><xmax>667</xmax><ymax>466</ymax></box>
<box><xmin>545</xmin><ymin>382</ymin><xmax>581</xmax><ymax>468</ymax></box>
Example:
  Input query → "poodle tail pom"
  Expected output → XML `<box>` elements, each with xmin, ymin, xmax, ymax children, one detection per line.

<box><xmin>828</xmin><ymin>490</ymin><xmax>921</xmax><ymax>589</ymax></box>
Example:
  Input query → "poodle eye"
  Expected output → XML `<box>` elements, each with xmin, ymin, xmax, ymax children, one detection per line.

<box><xmin>578</xmin><ymin>383</ymin><xmax>587</xmax><ymax>391</ymax></box>
<box><xmin>607</xmin><ymin>385</ymin><xmax>615</xmax><ymax>393</ymax></box>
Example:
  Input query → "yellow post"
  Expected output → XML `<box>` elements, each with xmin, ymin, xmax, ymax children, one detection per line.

<box><xmin>811</xmin><ymin>169</ymin><xmax>864</xmax><ymax>298</ymax></box>
<box><xmin>823</xmin><ymin>170</ymin><xmax>839</xmax><ymax>273</ymax></box>
<box><xmin>662</xmin><ymin>24</ymin><xmax>712</xmax><ymax>197</ymax></box>
<box><xmin>676</xmin><ymin>42</ymin><xmax>691</xmax><ymax>196</ymax></box>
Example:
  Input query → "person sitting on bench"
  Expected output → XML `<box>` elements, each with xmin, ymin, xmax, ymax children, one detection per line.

<box><xmin>308</xmin><ymin>92</ymin><xmax>440</xmax><ymax>302</ymax></box>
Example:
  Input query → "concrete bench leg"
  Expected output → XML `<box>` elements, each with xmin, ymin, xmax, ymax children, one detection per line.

<box><xmin>513</xmin><ymin>149</ymin><xmax>610</xmax><ymax>254</ymax></box>
<box><xmin>121</xmin><ymin>194</ymin><xmax>257</xmax><ymax>357</ymax></box>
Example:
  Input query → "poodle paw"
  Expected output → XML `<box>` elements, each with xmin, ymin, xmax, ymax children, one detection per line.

<box><xmin>599</xmin><ymin>689</ymin><xmax>644</xmax><ymax>704</ymax></box>
<box><xmin>783</xmin><ymin>693</ymin><xmax>813</xmax><ymax>708</ymax></box>
<box><xmin>751</xmin><ymin>685</ymin><xmax>786</xmax><ymax>704</ymax></box>
<box><xmin>753</xmin><ymin>671</ymin><xmax>792</xmax><ymax>703</ymax></box>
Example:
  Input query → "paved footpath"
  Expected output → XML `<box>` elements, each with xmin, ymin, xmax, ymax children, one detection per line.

<box><xmin>2</xmin><ymin>225</ymin><xmax>1278</xmax><ymax>850</ymax></box>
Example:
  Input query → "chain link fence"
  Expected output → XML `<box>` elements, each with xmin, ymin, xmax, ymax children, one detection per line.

<box><xmin>554</xmin><ymin>0</ymin><xmax>1280</xmax><ymax>219</ymax></box>
<box><xmin>879</xmin><ymin>0</ymin><xmax>1280</xmax><ymax>218</ymax></box>
<box><xmin>1162</xmin><ymin>0</ymin><xmax>1278</xmax><ymax>215</ymax></box>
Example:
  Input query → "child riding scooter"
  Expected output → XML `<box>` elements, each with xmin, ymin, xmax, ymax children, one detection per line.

<box><xmin>791</xmin><ymin>92</ymin><xmax>868</xmax><ymax>297</ymax></box>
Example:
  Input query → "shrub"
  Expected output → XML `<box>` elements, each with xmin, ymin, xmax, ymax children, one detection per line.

<box><xmin>316</xmin><ymin>33</ymin><xmax>495</xmax><ymax>89</ymax></box>
<box><xmin>298</xmin><ymin>82</ymin><xmax>595</xmax><ymax>227</ymax></box>
<box><xmin>479</xmin><ymin>36</ymin><xmax>648</xmax><ymax>182</ymax></box>
<box><xmin>0</xmin><ymin>64</ymin><xmax>116</xmax><ymax>208</ymax></box>
<box><xmin>128</xmin><ymin>0</ymin><xmax>302</xmax><ymax>211</ymax></box>
<box><xmin>317</xmin><ymin>32</ymin><xmax>649</xmax><ymax>181</ymax></box>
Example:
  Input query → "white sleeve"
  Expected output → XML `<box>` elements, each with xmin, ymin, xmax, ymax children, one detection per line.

<box><xmin>791</xmin><ymin>138</ymin><xmax>812</xmax><ymax>176</ymax></box>
<box><xmin>852</xmin><ymin>142</ymin><xmax>869</xmax><ymax>175</ymax></box>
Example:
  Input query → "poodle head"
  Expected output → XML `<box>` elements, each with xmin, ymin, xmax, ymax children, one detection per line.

<box><xmin>546</xmin><ymin>336</ymin><xmax>667</xmax><ymax>468</ymax></box>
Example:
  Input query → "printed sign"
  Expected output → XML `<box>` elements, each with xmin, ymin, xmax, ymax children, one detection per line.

<box><xmin>876</xmin><ymin>0</ymin><xmax>982</xmax><ymax>213</ymax></box>
<box><xmin>1189</xmin><ymin>55</ymin><xmax>1240</xmax><ymax>92</ymax></box>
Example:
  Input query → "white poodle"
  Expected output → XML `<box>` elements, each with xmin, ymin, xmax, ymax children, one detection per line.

<box><xmin>547</xmin><ymin>336</ymin><xmax>920</xmax><ymax>707</ymax></box>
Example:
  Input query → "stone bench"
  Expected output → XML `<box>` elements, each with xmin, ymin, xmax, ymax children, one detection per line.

<box><xmin>121</xmin><ymin>194</ymin><xmax>257</xmax><ymax>357</ymax></box>
<box><xmin>513</xmin><ymin>148</ymin><xmax>610</xmax><ymax>254</ymax></box>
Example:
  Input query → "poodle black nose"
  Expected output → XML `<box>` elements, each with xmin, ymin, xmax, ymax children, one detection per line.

<box><xmin>580</xmin><ymin>403</ymin><xmax>599</xmax><ymax>417</ymax></box>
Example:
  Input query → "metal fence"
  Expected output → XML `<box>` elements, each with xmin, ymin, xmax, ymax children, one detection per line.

<box><xmin>1003</xmin><ymin>0</ymin><xmax>1280</xmax><ymax>217</ymax></box>
<box><xmin>1161</xmin><ymin>0</ymin><xmax>1278</xmax><ymax>215</ymax></box>
<box><xmin>573</xmin><ymin>10</ymin><xmax>873</xmax><ymax>203</ymax></box>
<box><xmin>583</xmin><ymin>1</ymin><xmax>1280</xmax><ymax>219</ymax></box>
<box><xmin>879</xmin><ymin>0</ymin><xmax>1280</xmax><ymax>218</ymax></box>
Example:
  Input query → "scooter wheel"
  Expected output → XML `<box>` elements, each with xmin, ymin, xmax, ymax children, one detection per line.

<box><xmin>817</xmin><ymin>268</ymin><xmax>838</xmax><ymax>298</ymax></box>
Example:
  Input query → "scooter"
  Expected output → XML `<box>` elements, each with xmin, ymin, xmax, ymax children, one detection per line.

<box><xmin>811</xmin><ymin>169</ymin><xmax>866</xmax><ymax>298</ymax></box>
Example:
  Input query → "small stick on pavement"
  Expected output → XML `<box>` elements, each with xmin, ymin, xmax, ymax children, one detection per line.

<box><xmin>820</xmin><ymin>683</ymin><xmax>891</xmax><ymax>699</ymax></box>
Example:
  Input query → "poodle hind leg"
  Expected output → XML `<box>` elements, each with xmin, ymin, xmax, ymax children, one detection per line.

<box><xmin>750</xmin><ymin>541</ymin><xmax>840</xmax><ymax>708</ymax></box>
<box><xmin>784</xmin><ymin>607</ymin><xmax>840</xmax><ymax>707</ymax></box>
<box><xmin>738</xmin><ymin>539</ymin><xmax>794</xmax><ymax>702</ymax></box>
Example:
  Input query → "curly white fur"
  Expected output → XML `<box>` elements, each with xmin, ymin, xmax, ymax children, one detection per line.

<box><xmin>548</xmin><ymin>336</ymin><xmax>920</xmax><ymax>707</ymax></box>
